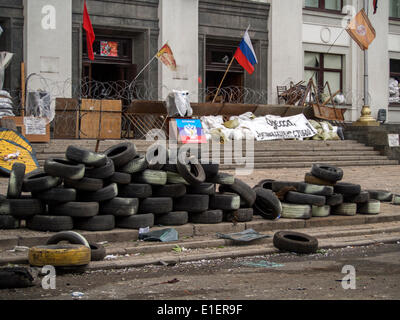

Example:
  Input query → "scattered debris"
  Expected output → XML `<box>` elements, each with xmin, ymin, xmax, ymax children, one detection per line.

<box><xmin>71</xmin><ymin>292</ymin><xmax>84</xmax><ymax>298</ymax></box>
<box><xmin>216</xmin><ymin>229</ymin><xmax>270</xmax><ymax>243</ymax></box>
<box><xmin>240</xmin><ymin>261</ymin><xmax>284</xmax><ymax>268</ymax></box>
<box><xmin>104</xmin><ymin>255</ymin><xmax>118</xmax><ymax>260</ymax></box>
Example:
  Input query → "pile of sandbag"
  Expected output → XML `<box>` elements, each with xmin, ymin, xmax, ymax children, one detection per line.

<box><xmin>307</xmin><ymin>120</ymin><xmax>341</xmax><ymax>141</ymax></box>
<box><xmin>0</xmin><ymin>90</ymin><xmax>15</xmax><ymax>118</ymax></box>
<box><xmin>389</xmin><ymin>78</ymin><xmax>400</xmax><ymax>104</ymax></box>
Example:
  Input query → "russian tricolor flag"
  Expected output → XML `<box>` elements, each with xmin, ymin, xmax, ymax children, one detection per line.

<box><xmin>234</xmin><ymin>30</ymin><xmax>258</xmax><ymax>75</ymax></box>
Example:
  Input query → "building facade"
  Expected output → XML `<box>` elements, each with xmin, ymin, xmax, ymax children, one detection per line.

<box><xmin>0</xmin><ymin>0</ymin><xmax>399</xmax><ymax>123</ymax></box>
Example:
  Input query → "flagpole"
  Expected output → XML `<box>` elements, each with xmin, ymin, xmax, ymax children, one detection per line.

<box><xmin>212</xmin><ymin>56</ymin><xmax>235</xmax><ymax>103</ymax></box>
<box><xmin>133</xmin><ymin>54</ymin><xmax>157</xmax><ymax>82</ymax></box>
<box><xmin>364</xmin><ymin>0</ymin><xmax>369</xmax><ymax>107</ymax></box>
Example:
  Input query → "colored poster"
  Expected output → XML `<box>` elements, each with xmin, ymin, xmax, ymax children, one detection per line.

<box><xmin>175</xmin><ymin>119</ymin><xmax>206</xmax><ymax>144</ymax></box>
<box><xmin>100</xmin><ymin>41</ymin><xmax>118</xmax><ymax>57</ymax></box>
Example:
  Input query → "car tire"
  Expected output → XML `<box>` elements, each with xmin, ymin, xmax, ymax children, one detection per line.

<box><xmin>139</xmin><ymin>197</ymin><xmax>173</xmax><ymax>214</ymax></box>
<box><xmin>304</xmin><ymin>173</ymin><xmax>335</xmax><ymax>186</ymax></box>
<box><xmin>116</xmin><ymin>213</ymin><xmax>154</xmax><ymax>229</ymax></box>
<box><xmin>132</xmin><ymin>170</ymin><xmax>167</xmax><ymax>185</ymax></box>
<box><xmin>65</xmin><ymin>146</ymin><xmax>107</xmax><ymax>168</ymax></box>
<box><xmin>177</xmin><ymin>156</ymin><xmax>206</xmax><ymax>186</ymax></box>
<box><xmin>272</xmin><ymin>181</ymin><xmax>303</xmax><ymax>193</ymax></box>
<box><xmin>48</xmin><ymin>202</ymin><xmax>99</xmax><ymax>218</ymax></box>
<box><xmin>107</xmin><ymin>172</ymin><xmax>131</xmax><ymax>185</ymax></box>
<box><xmin>146</xmin><ymin>143</ymin><xmax>168</xmax><ymax>170</ymax></box>
<box><xmin>190</xmin><ymin>210</ymin><xmax>223</xmax><ymax>224</ymax></box>
<box><xmin>89</xmin><ymin>243</ymin><xmax>106</xmax><ymax>261</ymax></box>
<box><xmin>218</xmin><ymin>178</ymin><xmax>256</xmax><ymax>207</ymax></box>
<box><xmin>201</xmin><ymin>163</ymin><xmax>219</xmax><ymax>179</ymax></box>
<box><xmin>84</xmin><ymin>158</ymin><xmax>115</xmax><ymax>179</ymax></box>
<box><xmin>253</xmin><ymin>187</ymin><xmax>282</xmax><ymax>220</ymax></box>
<box><xmin>44</xmin><ymin>158</ymin><xmax>85</xmax><ymax>180</ymax></box>
<box><xmin>343</xmin><ymin>191</ymin><xmax>370</xmax><ymax>204</ymax></box>
<box><xmin>357</xmin><ymin>200</ymin><xmax>381</xmax><ymax>215</ymax></box>
<box><xmin>273</xmin><ymin>231</ymin><xmax>318</xmax><ymax>254</ymax></box>
<box><xmin>223</xmin><ymin>208</ymin><xmax>253</xmax><ymax>223</ymax></box>
<box><xmin>118</xmin><ymin>183</ymin><xmax>152</xmax><ymax>199</ymax></box>
<box><xmin>46</xmin><ymin>231</ymin><xmax>90</xmax><ymax>248</ymax></box>
<box><xmin>23</xmin><ymin>171</ymin><xmax>62</xmax><ymax>193</ymax></box>
<box><xmin>27</xmin><ymin>215</ymin><xmax>73</xmax><ymax>232</ymax></box>
<box><xmin>78</xmin><ymin>183</ymin><xmax>118</xmax><ymax>202</ymax></box>
<box><xmin>152</xmin><ymin>184</ymin><xmax>187</xmax><ymax>198</ymax></box>
<box><xmin>64</xmin><ymin>177</ymin><xmax>104</xmax><ymax>192</ymax></box>
<box><xmin>104</xmin><ymin>142</ymin><xmax>137</xmax><ymax>168</ymax></box>
<box><xmin>207</xmin><ymin>173</ymin><xmax>234</xmax><ymax>185</ymax></box>
<box><xmin>312</xmin><ymin>205</ymin><xmax>331</xmax><ymax>217</ymax></box>
<box><xmin>311</xmin><ymin>164</ymin><xmax>343</xmax><ymax>182</ymax></box>
<box><xmin>9</xmin><ymin>198</ymin><xmax>45</xmax><ymax>218</ymax></box>
<box><xmin>28</xmin><ymin>244</ymin><xmax>90</xmax><ymax>267</ymax></box>
<box><xmin>332</xmin><ymin>203</ymin><xmax>357</xmax><ymax>216</ymax></box>
<box><xmin>254</xmin><ymin>179</ymin><xmax>275</xmax><ymax>190</ymax></box>
<box><xmin>209</xmin><ymin>193</ymin><xmax>241</xmax><ymax>211</ymax></box>
<box><xmin>281</xmin><ymin>203</ymin><xmax>312</xmax><ymax>220</ymax></box>
<box><xmin>187</xmin><ymin>183</ymin><xmax>215</xmax><ymax>195</ymax></box>
<box><xmin>173</xmin><ymin>194</ymin><xmax>209</xmax><ymax>213</ymax></box>
<box><xmin>334</xmin><ymin>183</ymin><xmax>362</xmax><ymax>196</ymax></box>
<box><xmin>33</xmin><ymin>187</ymin><xmax>77</xmax><ymax>203</ymax></box>
<box><xmin>100</xmin><ymin>197</ymin><xmax>139</xmax><ymax>216</ymax></box>
<box><xmin>120</xmin><ymin>155</ymin><xmax>148</xmax><ymax>174</ymax></box>
<box><xmin>74</xmin><ymin>215</ymin><xmax>115</xmax><ymax>231</ymax></box>
<box><xmin>0</xmin><ymin>267</ymin><xmax>34</xmax><ymax>289</ymax></box>
<box><xmin>285</xmin><ymin>191</ymin><xmax>326</xmax><ymax>206</ymax></box>
<box><xmin>297</xmin><ymin>184</ymin><xmax>334</xmax><ymax>197</ymax></box>
<box><xmin>166</xmin><ymin>171</ymin><xmax>189</xmax><ymax>185</ymax></box>
<box><xmin>7</xmin><ymin>163</ymin><xmax>26</xmax><ymax>199</ymax></box>
<box><xmin>0</xmin><ymin>215</ymin><xmax>19</xmax><ymax>229</ymax></box>
<box><xmin>366</xmin><ymin>190</ymin><xmax>393</xmax><ymax>202</ymax></box>
<box><xmin>155</xmin><ymin>211</ymin><xmax>189</xmax><ymax>226</ymax></box>
<box><xmin>326</xmin><ymin>193</ymin><xmax>343</xmax><ymax>206</ymax></box>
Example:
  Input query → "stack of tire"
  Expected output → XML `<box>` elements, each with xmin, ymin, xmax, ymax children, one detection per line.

<box><xmin>255</xmin><ymin>164</ymin><xmax>382</xmax><ymax>220</ymax></box>
<box><xmin>0</xmin><ymin>142</ymin><xmax>257</xmax><ymax>232</ymax></box>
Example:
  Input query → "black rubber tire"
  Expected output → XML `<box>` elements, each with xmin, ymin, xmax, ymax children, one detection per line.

<box><xmin>332</xmin><ymin>203</ymin><xmax>357</xmax><ymax>216</ymax></box>
<box><xmin>74</xmin><ymin>215</ymin><xmax>115</xmax><ymax>231</ymax></box>
<box><xmin>162</xmin><ymin>164</ymin><xmax>178</xmax><ymax>173</ymax></box>
<box><xmin>253</xmin><ymin>187</ymin><xmax>282</xmax><ymax>220</ymax></box>
<box><xmin>78</xmin><ymin>183</ymin><xmax>118</xmax><ymax>202</ymax></box>
<box><xmin>281</xmin><ymin>203</ymin><xmax>312</xmax><ymax>220</ymax></box>
<box><xmin>311</xmin><ymin>164</ymin><xmax>344</xmax><ymax>183</ymax></box>
<box><xmin>0</xmin><ymin>215</ymin><xmax>19</xmax><ymax>229</ymax></box>
<box><xmin>84</xmin><ymin>158</ymin><xmax>115</xmax><ymax>179</ymax></box>
<box><xmin>152</xmin><ymin>184</ymin><xmax>187</xmax><ymax>198</ymax></box>
<box><xmin>343</xmin><ymin>191</ymin><xmax>370</xmax><ymax>204</ymax></box>
<box><xmin>27</xmin><ymin>215</ymin><xmax>73</xmax><ymax>232</ymax></box>
<box><xmin>209</xmin><ymin>193</ymin><xmax>241</xmax><ymax>211</ymax></box>
<box><xmin>218</xmin><ymin>178</ymin><xmax>256</xmax><ymax>207</ymax></box>
<box><xmin>46</xmin><ymin>231</ymin><xmax>90</xmax><ymax>248</ymax></box>
<box><xmin>304</xmin><ymin>173</ymin><xmax>336</xmax><ymax>186</ymax></box>
<box><xmin>120</xmin><ymin>155</ymin><xmax>148</xmax><ymax>174</ymax></box>
<box><xmin>118</xmin><ymin>183</ymin><xmax>152</xmax><ymax>199</ymax></box>
<box><xmin>107</xmin><ymin>172</ymin><xmax>131</xmax><ymax>185</ymax></box>
<box><xmin>44</xmin><ymin>158</ymin><xmax>85</xmax><ymax>180</ymax></box>
<box><xmin>48</xmin><ymin>202</ymin><xmax>99</xmax><ymax>218</ymax></box>
<box><xmin>139</xmin><ymin>197</ymin><xmax>173</xmax><ymax>214</ymax></box>
<box><xmin>104</xmin><ymin>142</ymin><xmax>137</xmax><ymax>168</ymax></box>
<box><xmin>255</xmin><ymin>179</ymin><xmax>275</xmax><ymax>190</ymax></box>
<box><xmin>0</xmin><ymin>200</ymin><xmax>10</xmax><ymax>215</ymax></box>
<box><xmin>177</xmin><ymin>156</ymin><xmax>206</xmax><ymax>186</ymax></box>
<box><xmin>89</xmin><ymin>243</ymin><xmax>106</xmax><ymax>261</ymax></box>
<box><xmin>273</xmin><ymin>231</ymin><xmax>318</xmax><ymax>254</ymax></box>
<box><xmin>207</xmin><ymin>173</ymin><xmax>235</xmax><ymax>185</ymax></box>
<box><xmin>334</xmin><ymin>182</ymin><xmax>362</xmax><ymax>196</ymax></box>
<box><xmin>100</xmin><ymin>197</ymin><xmax>139</xmax><ymax>216</ymax></box>
<box><xmin>297</xmin><ymin>184</ymin><xmax>334</xmax><ymax>196</ymax></box>
<box><xmin>23</xmin><ymin>171</ymin><xmax>62</xmax><ymax>192</ymax></box>
<box><xmin>190</xmin><ymin>210</ymin><xmax>223</xmax><ymax>224</ymax></box>
<box><xmin>7</xmin><ymin>162</ymin><xmax>26</xmax><ymax>199</ymax></box>
<box><xmin>357</xmin><ymin>200</ymin><xmax>381</xmax><ymax>215</ymax></box>
<box><xmin>173</xmin><ymin>194</ymin><xmax>209</xmax><ymax>213</ymax></box>
<box><xmin>64</xmin><ymin>177</ymin><xmax>103</xmax><ymax>192</ymax></box>
<box><xmin>132</xmin><ymin>170</ymin><xmax>167</xmax><ymax>185</ymax></box>
<box><xmin>9</xmin><ymin>198</ymin><xmax>45</xmax><ymax>218</ymax></box>
<box><xmin>366</xmin><ymin>190</ymin><xmax>393</xmax><ymax>202</ymax></box>
<box><xmin>155</xmin><ymin>211</ymin><xmax>189</xmax><ymax>226</ymax></box>
<box><xmin>0</xmin><ymin>267</ymin><xmax>34</xmax><ymax>289</ymax></box>
<box><xmin>187</xmin><ymin>183</ymin><xmax>215</xmax><ymax>195</ymax></box>
<box><xmin>224</xmin><ymin>208</ymin><xmax>253</xmax><ymax>223</ymax></box>
<box><xmin>326</xmin><ymin>193</ymin><xmax>343</xmax><ymax>206</ymax></box>
<box><xmin>166</xmin><ymin>171</ymin><xmax>189</xmax><ymax>185</ymax></box>
<box><xmin>285</xmin><ymin>191</ymin><xmax>326</xmax><ymax>206</ymax></box>
<box><xmin>146</xmin><ymin>143</ymin><xmax>168</xmax><ymax>170</ymax></box>
<box><xmin>201</xmin><ymin>163</ymin><xmax>219</xmax><ymax>179</ymax></box>
<box><xmin>272</xmin><ymin>181</ymin><xmax>303</xmax><ymax>193</ymax></box>
<box><xmin>33</xmin><ymin>187</ymin><xmax>77</xmax><ymax>203</ymax></box>
<box><xmin>65</xmin><ymin>146</ymin><xmax>107</xmax><ymax>168</ymax></box>
<box><xmin>116</xmin><ymin>213</ymin><xmax>154</xmax><ymax>229</ymax></box>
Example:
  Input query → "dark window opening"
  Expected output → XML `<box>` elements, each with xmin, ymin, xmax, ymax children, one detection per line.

<box><xmin>304</xmin><ymin>0</ymin><xmax>343</xmax><ymax>13</ymax></box>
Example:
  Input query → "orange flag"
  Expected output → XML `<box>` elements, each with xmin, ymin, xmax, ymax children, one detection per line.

<box><xmin>346</xmin><ymin>9</ymin><xmax>376</xmax><ymax>50</ymax></box>
<box><xmin>156</xmin><ymin>43</ymin><xmax>177</xmax><ymax>71</ymax></box>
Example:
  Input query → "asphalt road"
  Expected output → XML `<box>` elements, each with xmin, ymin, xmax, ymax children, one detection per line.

<box><xmin>1</xmin><ymin>243</ymin><xmax>399</xmax><ymax>301</ymax></box>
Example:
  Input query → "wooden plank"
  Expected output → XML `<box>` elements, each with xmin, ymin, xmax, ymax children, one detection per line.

<box><xmin>80</xmin><ymin>99</ymin><xmax>121</xmax><ymax>139</ymax></box>
<box><xmin>53</xmin><ymin>98</ymin><xmax>79</xmax><ymax>139</ymax></box>
<box><xmin>2</xmin><ymin>116</ymin><xmax>50</xmax><ymax>143</ymax></box>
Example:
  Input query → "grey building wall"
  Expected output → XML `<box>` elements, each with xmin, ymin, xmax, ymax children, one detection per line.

<box><xmin>71</xmin><ymin>0</ymin><xmax>159</xmax><ymax>98</ymax></box>
<box><xmin>0</xmin><ymin>0</ymin><xmax>24</xmax><ymax>94</ymax></box>
<box><xmin>198</xmin><ymin>0</ymin><xmax>269</xmax><ymax>102</ymax></box>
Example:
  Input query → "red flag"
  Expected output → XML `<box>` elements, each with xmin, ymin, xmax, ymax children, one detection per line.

<box><xmin>83</xmin><ymin>1</ymin><xmax>95</xmax><ymax>61</ymax></box>
<box><xmin>373</xmin><ymin>0</ymin><xmax>378</xmax><ymax>14</ymax></box>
